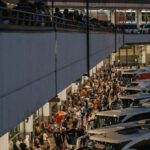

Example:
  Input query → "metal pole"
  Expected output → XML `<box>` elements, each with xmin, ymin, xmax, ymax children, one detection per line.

<box><xmin>133</xmin><ymin>45</ymin><xmax>136</xmax><ymax>66</ymax></box>
<box><xmin>114</xmin><ymin>9</ymin><xmax>117</xmax><ymax>53</ymax></box>
<box><xmin>54</xmin><ymin>29</ymin><xmax>58</xmax><ymax>96</ymax></box>
<box><xmin>86</xmin><ymin>0</ymin><xmax>90</xmax><ymax>76</ymax></box>
<box><xmin>126</xmin><ymin>47</ymin><xmax>128</xmax><ymax>66</ymax></box>
<box><xmin>118</xmin><ymin>48</ymin><xmax>121</xmax><ymax>66</ymax></box>
<box><xmin>51</xmin><ymin>0</ymin><xmax>54</xmax><ymax>22</ymax></box>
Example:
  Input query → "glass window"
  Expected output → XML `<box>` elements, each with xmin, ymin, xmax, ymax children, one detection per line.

<box><xmin>121</xmin><ymin>98</ymin><xmax>133</xmax><ymax>108</ymax></box>
<box><xmin>126</xmin><ymin>12</ymin><xmax>135</xmax><ymax>22</ymax></box>
<box><xmin>131</xmin><ymin>139</ymin><xmax>150</xmax><ymax>150</ymax></box>
<box><xmin>98</xmin><ymin>116</ymin><xmax>120</xmax><ymax>127</ymax></box>
<box><xmin>142</xmin><ymin>13</ymin><xmax>150</xmax><ymax>22</ymax></box>
<box><xmin>123</xmin><ymin>89</ymin><xmax>141</xmax><ymax>95</ymax></box>
<box><xmin>125</xmin><ymin>112</ymin><xmax>150</xmax><ymax>122</ymax></box>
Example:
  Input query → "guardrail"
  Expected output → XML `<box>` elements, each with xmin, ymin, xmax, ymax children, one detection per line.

<box><xmin>0</xmin><ymin>6</ymin><xmax>114</xmax><ymax>32</ymax></box>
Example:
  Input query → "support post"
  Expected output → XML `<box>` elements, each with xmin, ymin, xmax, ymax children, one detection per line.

<box><xmin>133</xmin><ymin>45</ymin><xmax>136</xmax><ymax>66</ymax></box>
<box><xmin>126</xmin><ymin>47</ymin><xmax>128</xmax><ymax>66</ymax></box>
<box><xmin>118</xmin><ymin>48</ymin><xmax>121</xmax><ymax>66</ymax></box>
<box><xmin>114</xmin><ymin>9</ymin><xmax>117</xmax><ymax>53</ymax></box>
<box><xmin>86</xmin><ymin>0</ymin><xmax>90</xmax><ymax>76</ymax></box>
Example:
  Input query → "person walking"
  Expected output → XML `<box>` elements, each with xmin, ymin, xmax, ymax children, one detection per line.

<box><xmin>78</xmin><ymin>109</ymin><xmax>82</xmax><ymax>128</ymax></box>
<box><xmin>53</xmin><ymin>128</ymin><xmax>63</xmax><ymax>150</ymax></box>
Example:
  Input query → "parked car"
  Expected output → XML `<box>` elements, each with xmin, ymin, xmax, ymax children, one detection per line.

<box><xmin>77</xmin><ymin>120</ymin><xmax>150</xmax><ymax>150</ymax></box>
<box><xmin>87</xmin><ymin>119</ymin><xmax>150</xmax><ymax>135</ymax></box>
<box><xmin>127</xmin><ymin>79</ymin><xmax>150</xmax><ymax>88</ymax></box>
<box><xmin>122</xmin><ymin>67</ymin><xmax>150</xmax><ymax>81</ymax></box>
<box><xmin>89</xmin><ymin>124</ymin><xmax>150</xmax><ymax>150</ymax></box>
<box><xmin>118</xmin><ymin>93</ymin><xmax>150</xmax><ymax>108</ymax></box>
<box><xmin>120</xmin><ymin>87</ymin><xmax>150</xmax><ymax>96</ymax></box>
<box><xmin>92</xmin><ymin>107</ymin><xmax>150</xmax><ymax>129</ymax></box>
<box><xmin>134</xmin><ymin>73</ymin><xmax>150</xmax><ymax>80</ymax></box>
<box><xmin>141</xmin><ymin>24</ymin><xmax>150</xmax><ymax>33</ymax></box>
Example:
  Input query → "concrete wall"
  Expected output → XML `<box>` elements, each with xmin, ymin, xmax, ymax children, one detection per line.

<box><xmin>0</xmin><ymin>32</ymin><xmax>56</xmax><ymax>136</ymax></box>
<box><xmin>0</xmin><ymin>30</ymin><xmax>150</xmax><ymax>136</ymax></box>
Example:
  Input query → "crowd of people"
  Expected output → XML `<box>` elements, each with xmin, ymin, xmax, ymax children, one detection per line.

<box><xmin>50</xmin><ymin>66</ymin><xmax>123</xmax><ymax>150</ymax></box>
<box><xmin>10</xmin><ymin>66</ymin><xmax>125</xmax><ymax>150</ymax></box>
<box><xmin>0</xmin><ymin>0</ymin><xmax>113</xmax><ymax>29</ymax></box>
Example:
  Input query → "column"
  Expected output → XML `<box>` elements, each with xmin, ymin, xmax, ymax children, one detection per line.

<box><xmin>39</xmin><ymin>107</ymin><xmax>43</xmax><ymax>120</ymax></box>
<box><xmin>97</xmin><ymin>61</ymin><xmax>104</xmax><ymax>69</ymax></box>
<box><xmin>136</xmin><ymin>9</ymin><xmax>142</xmax><ymax>29</ymax></box>
<box><xmin>81</xmin><ymin>76</ymin><xmax>85</xmax><ymax>85</ymax></box>
<box><xmin>43</xmin><ymin>102</ymin><xmax>50</xmax><ymax>117</ymax></box>
<box><xmin>92</xmin><ymin>67</ymin><xmax>96</xmax><ymax>74</ymax></box>
<box><xmin>146</xmin><ymin>45</ymin><xmax>150</xmax><ymax>65</ymax></box>
<box><xmin>108</xmin><ymin>10</ymin><xmax>111</xmax><ymax>22</ymax></box>
<box><xmin>0</xmin><ymin>133</ymin><xmax>9</xmax><ymax>150</ymax></box>
<box><xmin>133</xmin><ymin>45</ymin><xmax>136</xmax><ymax>66</ymax></box>
<box><xmin>110</xmin><ymin>10</ymin><xmax>115</xmax><ymax>24</ymax></box>
<box><xmin>20</xmin><ymin>121</ymin><xmax>25</xmax><ymax>137</ymax></box>
<box><xmin>58</xmin><ymin>88</ymin><xmax>67</xmax><ymax>101</ymax></box>
<box><xmin>61</xmin><ymin>89</ymin><xmax>67</xmax><ymax>101</ymax></box>
<box><xmin>71</xmin><ymin>83</ymin><xmax>78</xmax><ymax>93</ymax></box>
<box><xmin>141</xmin><ymin>45</ymin><xmax>146</xmax><ymax>65</ymax></box>
<box><xmin>25</xmin><ymin>115</ymin><xmax>33</xmax><ymax>134</ymax></box>
<box><xmin>89</xmin><ymin>68</ymin><xmax>92</xmax><ymax>77</ymax></box>
<box><xmin>111</xmin><ymin>53</ymin><xmax>116</xmax><ymax>66</ymax></box>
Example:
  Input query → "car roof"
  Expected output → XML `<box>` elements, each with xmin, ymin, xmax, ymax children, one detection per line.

<box><xmin>96</xmin><ymin>107</ymin><xmax>150</xmax><ymax>117</ymax></box>
<box><xmin>124</xmin><ymin>86</ymin><xmax>148</xmax><ymax>91</ymax></box>
<box><xmin>89</xmin><ymin>130</ymin><xmax>150</xmax><ymax>144</ymax></box>
<box><xmin>142</xmin><ymin>102</ymin><xmax>150</xmax><ymax>107</ymax></box>
<box><xmin>132</xmin><ymin>79</ymin><xmax>150</xmax><ymax>84</ymax></box>
<box><xmin>119</xmin><ymin>93</ymin><xmax>150</xmax><ymax>100</ymax></box>
<box><xmin>87</xmin><ymin>119</ymin><xmax>150</xmax><ymax>135</ymax></box>
<box><xmin>87</xmin><ymin>122</ymin><xmax>138</xmax><ymax>134</ymax></box>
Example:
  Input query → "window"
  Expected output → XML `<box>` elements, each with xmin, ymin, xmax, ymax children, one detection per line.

<box><xmin>126</xmin><ymin>12</ymin><xmax>135</xmax><ymax>22</ymax></box>
<box><xmin>142</xmin><ymin>12</ymin><xmax>150</xmax><ymax>22</ymax></box>
<box><xmin>121</xmin><ymin>99</ymin><xmax>133</xmax><ymax>108</ymax></box>
<box><xmin>125</xmin><ymin>112</ymin><xmax>150</xmax><ymax>122</ymax></box>
<box><xmin>131</xmin><ymin>139</ymin><xmax>150</xmax><ymax>150</ymax></box>
<box><xmin>145</xmin><ymin>24</ymin><xmax>150</xmax><ymax>28</ymax></box>
<box><xmin>123</xmin><ymin>89</ymin><xmax>141</xmax><ymax>95</ymax></box>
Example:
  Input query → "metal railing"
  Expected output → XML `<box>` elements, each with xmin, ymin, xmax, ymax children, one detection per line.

<box><xmin>0</xmin><ymin>6</ymin><xmax>114</xmax><ymax>32</ymax></box>
<box><xmin>53</xmin><ymin>0</ymin><xmax>148</xmax><ymax>4</ymax></box>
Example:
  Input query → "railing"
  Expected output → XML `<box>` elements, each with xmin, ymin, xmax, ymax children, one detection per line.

<box><xmin>0</xmin><ymin>6</ymin><xmax>114</xmax><ymax>32</ymax></box>
<box><xmin>54</xmin><ymin>0</ymin><xmax>147</xmax><ymax>4</ymax></box>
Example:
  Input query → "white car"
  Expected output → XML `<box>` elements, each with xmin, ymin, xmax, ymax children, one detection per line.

<box><xmin>128</xmin><ymin>80</ymin><xmax>150</xmax><ymax>88</ymax></box>
<box><xmin>94</xmin><ymin>107</ymin><xmax>150</xmax><ymax>129</ymax></box>
<box><xmin>118</xmin><ymin>93</ymin><xmax>150</xmax><ymax>108</ymax></box>
<box><xmin>89</xmin><ymin>125</ymin><xmax>150</xmax><ymax>150</ymax></box>
<box><xmin>120</xmin><ymin>86</ymin><xmax>150</xmax><ymax>97</ymax></box>
<box><xmin>121</xmin><ymin>67</ymin><xmax>150</xmax><ymax>79</ymax></box>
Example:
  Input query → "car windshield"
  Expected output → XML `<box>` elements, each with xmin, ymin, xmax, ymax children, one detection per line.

<box><xmin>122</xmin><ymin>89</ymin><xmax>141</xmax><ymax>95</ymax></box>
<box><xmin>111</xmin><ymin>102</ymin><xmax>122</xmax><ymax>110</ymax></box>
<box><xmin>120</xmin><ymin>98</ymin><xmax>135</xmax><ymax>108</ymax></box>
<box><xmin>122</xmin><ymin>73</ymin><xmax>137</xmax><ymax>78</ymax></box>
<box><xmin>128</xmin><ymin>82</ymin><xmax>139</xmax><ymax>87</ymax></box>
<box><xmin>93</xmin><ymin>115</ymin><xmax>123</xmax><ymax>128</ymax></box>
<box><xmin>88</xmin><ymin>141</ymin><xmax>130</xmax><ymax>150</ymax></box>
